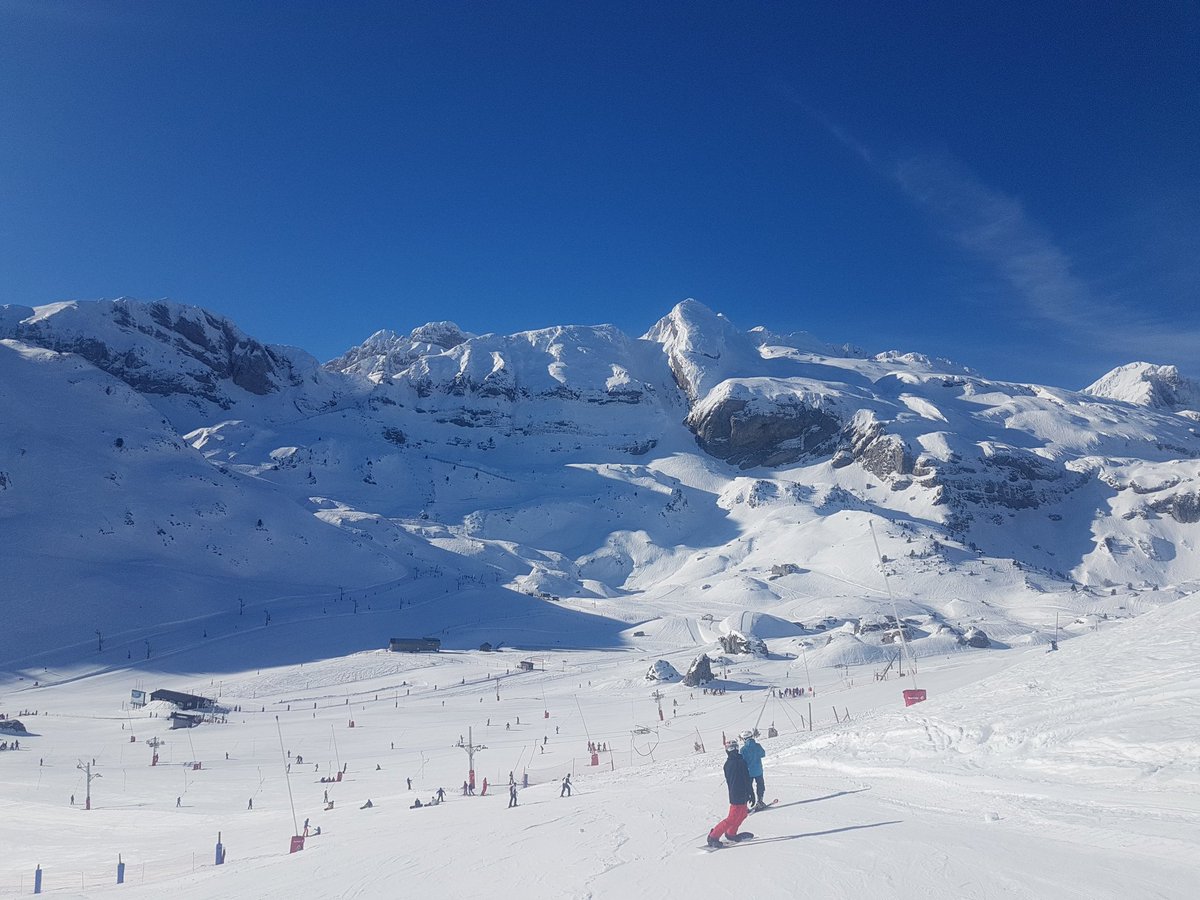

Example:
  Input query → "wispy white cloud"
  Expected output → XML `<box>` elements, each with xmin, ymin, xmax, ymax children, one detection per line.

<box><xmin>892</xmin><ymin>154</ymin><xmax>1092</xmax><ymax>327</ymax></box>
<box><xmin>784</xmin><ymin>96</ymin><xmax>1200</xmax><ymax>368</ymax></box>
<box><xmin>891</xmin><ymin>152</ymin><xmax>1200</xmax><ymax>362</ymax></box>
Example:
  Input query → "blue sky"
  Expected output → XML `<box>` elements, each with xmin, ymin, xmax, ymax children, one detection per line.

<box><xmin>1</xmin><ymin>1</ymin><xmax>1196</xmax><ymax>388</ymax></box>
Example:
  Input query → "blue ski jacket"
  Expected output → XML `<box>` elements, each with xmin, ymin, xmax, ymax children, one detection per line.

<box><xmin>740</xmin><ymin>738</ymin><xmax>766</xmax><ymax>777</ymax></box>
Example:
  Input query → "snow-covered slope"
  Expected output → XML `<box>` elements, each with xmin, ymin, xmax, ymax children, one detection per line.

<box><xmin>0</xmin><ymin>576</ymin><xmax>1194</xmax><ymax>899</ymax></box>
<box><xmin>0</xmin><ymin>339</ymin><xmax>409</xmax><ymax>656</ymax></box>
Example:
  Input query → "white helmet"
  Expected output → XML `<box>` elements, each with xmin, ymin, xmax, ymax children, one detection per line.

<box><xmin>739</xmin><ymin>730</ymin><xmax>754</xmax><ymax>741</ymax></box>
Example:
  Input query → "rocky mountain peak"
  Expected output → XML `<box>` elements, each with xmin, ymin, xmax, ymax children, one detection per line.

<box><xmin>326</xmin><ymin>321</ymin><xmax>473</xmax><ymax>381</ymax></box>
<box><xmin>643</xmin><ymin>299</ymin><xmax>759</xmax><ymax>402</ymax></box>
<box><xmin>1083</xmin><ymin>362</ymin><xmax>1200</xmax><ymax>412</ymax></box>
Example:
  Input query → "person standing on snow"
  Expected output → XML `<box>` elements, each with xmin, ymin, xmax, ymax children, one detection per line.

<box><xmin>739</xmin><ymin>730</ymin><xmax>767</xmax><ymax>810</ymax></box>
<box><xmin>508</xmin><ymin>782</ymin><xmax>519</xmax><ymax>808</ymax></box>
<box><xmin>560</xmin><ymin>773</ymin><xmax>572</xmax><ymax>797</ymax></box>
<box><xmin>706</xmin><ymin>740</ymin><xmax>753</xmax><ymax>848</ymax></box>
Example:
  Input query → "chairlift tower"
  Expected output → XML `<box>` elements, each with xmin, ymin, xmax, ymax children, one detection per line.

<box><xmin>77</xmin><ymin>760</ymin><xmax>101</xmax><ymax>810</ymax></box>
<box><xmin>455</xmin><ymin>727</ymin><xmax>486</xmax><ymax>791</ymax></box>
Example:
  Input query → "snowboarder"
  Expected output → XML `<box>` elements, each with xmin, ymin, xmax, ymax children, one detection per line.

<box><xmin>706</xmin><ymin>740</ymin><xmax>753</xmax><ymax>848</ymax></box>
<box><xmin>407</xmin><ymin>777</ymin><xmax>412</xmax><ymax>790</ymax></box>
<box><xmin>360</xmin><ymin>799</ymin><xmax>373</xmax><ymax>809</ymax></box>
<box><xmin>739</xmin><ymin>730</ymin><xmax>768</xmax><ymax>810</ymax></box>
<box><xmin>247</xmin><ymin>798</ymin><xmax>253</xmax><ymax>810</ymax></box>
<box><xmin>176</xmin><ymin>796</ymin><xmax>181</xmax><ymax>807</ymax></box>
<box><xmin>436</xmin><ymin>786</ymin><xmax>445</xmax><ymax>803</ymax></box>
<box><xmin>561</xmin><ymin>774</ymin><xmax>572</xmax><ymax>797</ymax></box>
<box><xmin>508</xmin><ymin>783</ymin><xmax>518</xmax><ymax>808</ymax></box>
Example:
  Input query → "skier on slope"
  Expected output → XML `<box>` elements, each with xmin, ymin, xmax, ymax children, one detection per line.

<box><xmin>706</xmin><ymin>740</ymin><xmax>754</xmax><ymax>849</ymax></box>
<box><xmin>739</xmin><ymin>730</ymin><xmax>768</xmax><ymax>810</ymax></box>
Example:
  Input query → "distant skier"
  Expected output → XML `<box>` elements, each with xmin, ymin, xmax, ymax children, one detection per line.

<box><xmin>508</xmin><ymin>783</ymin><xmax>519</xmax><ymax>808</ymax></box>
<box><xmin>436</xmin><ymin>787</ymin><xmax>445</xmax><ymax>803</ymax></box>
<box><xmin>247</xmin><ymin>798</ymin><xmax>253</xmax><ymax>810</ymax></box>
<box><xmin>706</xmin><ymin>740</ymin><xmax>753</xmax><ymax>849</ymax></box>
<box><xmin>739</xmin><ymin>730</ymin><xmax>768</xmax><ymax>810</ymax></box>
<box><xmin>407</xmin><ymin>777</ymin><xmax>412</xmax><ymax>790</ymax></box>
<box><xmin>561</xmin><ymin>774</ymin><xmax>572</xmax><ymax>797</ymax></box>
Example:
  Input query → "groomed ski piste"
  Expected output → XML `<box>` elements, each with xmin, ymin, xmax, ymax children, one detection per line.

<box><xmin>2</xmin><ymin>588</ymin><xmax>1198</xmax><ymax>899</ymax></box>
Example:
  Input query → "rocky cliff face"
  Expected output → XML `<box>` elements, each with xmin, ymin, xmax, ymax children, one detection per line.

<box><xmin>0</xmin><ymin>299</ymin><xmax>334</xmax><ymax>428</ymax></box>
<box><xmin>383</xmin><ymin>323</ymin><xmax>678</xmax><ymax>409</ymax></box>
<box><xmin>685</xmin><ymin>386</ymin><xmax>843</xmax><ymax>468</ymax></box>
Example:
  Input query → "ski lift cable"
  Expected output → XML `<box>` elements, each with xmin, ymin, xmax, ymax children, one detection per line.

<box><xmin>573</xmin><ymin>695</ymin><xmax>592</xmax><ymax>745</ymax></box>
<box><xmin>771</xmin><ymin>691</ymin><xmax>804</xmax><ymax>733</ymax></box>
<box><xmin>275</xmin><ymin>716</ymin><xmax>300</xmax><ymax>837</ymax></box>
<box><xmin>869</xmin><ymin>521</ymin><xmax>919</xmax><ymax>688</ymax></box>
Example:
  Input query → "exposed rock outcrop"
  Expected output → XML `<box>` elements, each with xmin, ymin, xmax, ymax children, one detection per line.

<box><xmin>683</xmin><ymin>654</ymin><xmax>716</xmax><ymax>686</ymax></box>
<box><xmin>645</xmin><ymin>660</ymin><xmax>682</xmax><ymax>682</ymax></box>
<box><xmin>717</xmin><ymin>631</ymin><xmax>768</xmax><ymax>657</ymax></box>
<box><xmin>688</xmin><ymin>396</ymin><xmax>841</xmax><ymax>469</ymax></box>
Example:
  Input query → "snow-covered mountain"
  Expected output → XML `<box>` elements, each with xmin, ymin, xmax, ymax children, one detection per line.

<box><xmin>3</xmin><ymin>297</ymin><xmax>1200</xmax><ymax>670</ymax></box>
<box><xmin>1083</xmin><ymin>361</ymin><xmax>1200</xmax><ymax>414</ymax></box>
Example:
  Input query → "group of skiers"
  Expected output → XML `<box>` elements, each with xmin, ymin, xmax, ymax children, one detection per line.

<box><xmin>706</xmin><ymin>729</ymin><xmax>768</xmax><ymax>849</ymax></box>
<box><xmin>772</xmin><ymin>687</ymin><xmax>809</xmax><ymax>698</ymax></box>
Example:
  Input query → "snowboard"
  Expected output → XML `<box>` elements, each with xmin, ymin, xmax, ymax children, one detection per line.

<box><xmin>702</xmin><ymin>832</ymin><xmax>754</xmax><ymax>850</ymax></box>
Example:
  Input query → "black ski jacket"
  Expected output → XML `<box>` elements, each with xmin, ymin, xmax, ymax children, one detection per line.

<box><xmin>722</xmin><ymin>748</ymin><xmax>753</xmax><ymax>804</ymax></box>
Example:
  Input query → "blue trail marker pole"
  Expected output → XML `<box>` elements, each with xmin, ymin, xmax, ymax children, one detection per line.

<box><xmin>34</xmin><ymin>865</ymin><xmax>42</xmax><ymax>894</ymax></box>
<box><xmin>117</xmin><ymin>855</ymin><xmax>125</xmax><ymax>884</ymax></box>
<box><xmin>215</xmin><ymin>831</ymin><xmax>226</xmax><ymax>865</ymax></box>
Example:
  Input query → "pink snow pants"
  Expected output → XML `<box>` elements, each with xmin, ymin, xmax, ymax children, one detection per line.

<box><xmin>708</xmin><ymin>803</ymin><xmax>750</xmax><ymax>840</ymax></box>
